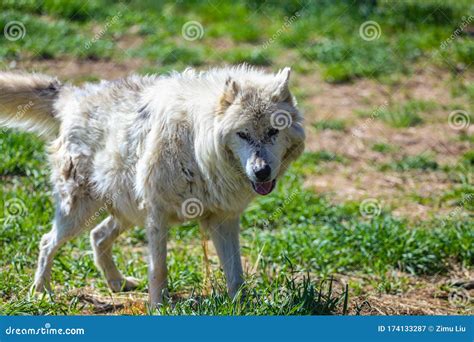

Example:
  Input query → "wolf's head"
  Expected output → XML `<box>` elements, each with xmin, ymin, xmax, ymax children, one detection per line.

<box><xmin>217</xmin><ymin>67</ymin><xmax>305</xmax><ymax>196</ymax></box>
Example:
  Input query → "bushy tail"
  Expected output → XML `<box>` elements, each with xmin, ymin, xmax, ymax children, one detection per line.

<box><xmin>0</xmin><ymin>72</ymin><xmax>62</xmax><ymax>137</ymax></box>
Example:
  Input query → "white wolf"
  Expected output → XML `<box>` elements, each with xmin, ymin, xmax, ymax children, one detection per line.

<box><xmin>0</xmin><ymin>65</ymin><xmax>305</xmax><ymax>306</ymax></box>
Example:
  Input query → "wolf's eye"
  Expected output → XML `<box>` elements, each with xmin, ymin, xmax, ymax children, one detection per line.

<box><xmin>267</xmin><ymin>128</ymin><xmax>279</xmax><ymax>138</ymax></box>
<box><xmin>237</xmin><ymin>132</ymin><xmax>250</xmax><ymax>141</ymax></box>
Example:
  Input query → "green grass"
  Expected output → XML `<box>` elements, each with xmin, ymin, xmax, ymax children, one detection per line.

<box><xmin>440</xmin><ymin>186</ymin><xmax>474</xmax><ymax>212</ymax></box>
<box><xmin>312</xmin><ymin>119</ymin><xmax>346</xmax><ymax>131</ymax></box>
<box><xmin>291</xmin><ymin>151</ymin><xmax>346</xmax><ymax>175</ymax></box>
<box><xmin>222</xmin><ymin>48</ymin><xmax>272</xmax><ymax>66</ymax></box>
<box><xmin>0</xmin><ymin>0</ymin><xmax>109</xmax><ymax>22</ymax></box>
<box><xmin>245</xmin><ymin>184</ymin><xmax>472</xmax><ymax>277</ymax></box>
<box><xmin>0</xmin><ymin>0</ymin><xmax>472</xmax><ymax>79</ymax></box>
<box><xmin>381</xmin><ymin>110</ymin><xmax>423</xmax><ymax>128</ymax></box>
<box><xmin>440</xmin><ymin>154</ymin><xmax>474</xmax><ymax>212</ymax></box>
<box><xmin>459</xmin><ymin>132</ymin><xmax>474</xmax><ymax>144</ymax></box>
<box><xmin>133</xmin><ymin>43</ymin><xmax>206</xmax><ymax>67</ymax></box>
<box><xmin>380</xmin><ymin>100</ymin><xmax>438</xmax><ymax>128</ymax></box>
<box><xmin>371</xmin><ymin>142</ymin><xmax>397</xmax><ymax>154</ymax></box>
<box><xmin>154</xmin><ymin>277</ymin><xmax>349</xmax><ymax>315</ymax></box>
<box><xmin>461</xmin><ymin>151</ymin><xmax>474</xmax><ymax>166</ymax></box>
<box><xmin>359</xmin><ymin>100</ymin><xmax>437</xmax><ymax>128</ymax></box>
<box><xmin>0</xmin><ymin>11</ymin><xmax>115</xmax><ymax>60</ymax></box>
<box><xmin>303</xmin><ymin>39</ymin><xmax>401</xmax><ymax>83</ymax></box>
<box><xmin>0</xmin><ymin>129</ymin><xmax>46</xmax><ymax>176</ymax></box>
<box><xmin>381</xmin><ymin>154</ymin><xmax>439</xmax><ymax>171</ymax></box>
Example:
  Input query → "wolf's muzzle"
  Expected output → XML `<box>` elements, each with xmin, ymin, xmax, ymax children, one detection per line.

<box><xmin>253</xmin><ymin>164</ymin><xmax>271</xmax><ymax>182</ymax></box>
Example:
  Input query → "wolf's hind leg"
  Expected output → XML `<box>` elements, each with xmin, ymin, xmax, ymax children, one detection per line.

<box><xmin>90</xmin><ymin>216</ymin><xmax>139</xmax><ymax>292</ymax></box>
<box><xmin>33</xmin><ymin>198</ymin><xmax>98</xmax><ymax>293</ymax></box>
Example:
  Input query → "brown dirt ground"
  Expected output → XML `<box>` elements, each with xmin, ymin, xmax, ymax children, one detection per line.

<box><xmin>10</xmin><ymin>58</ymin><xmax>144</xmax><ymax>81</ymax></box>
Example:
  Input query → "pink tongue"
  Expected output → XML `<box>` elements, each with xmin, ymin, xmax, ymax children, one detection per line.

<box><xmin>254</xmin><ymin>181</ymin><xmax>274</xmax><ymax>195</ymax></box>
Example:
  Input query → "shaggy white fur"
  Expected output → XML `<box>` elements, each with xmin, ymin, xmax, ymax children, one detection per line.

<box><xmin>0</xmin><ymin>65</ymin><xmax>305</xmax><ymax>306</ymax></box>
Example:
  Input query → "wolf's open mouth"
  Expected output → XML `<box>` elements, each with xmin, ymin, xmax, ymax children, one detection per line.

<box><xmin>251</xmin><ymin>179</ymin><xmax>276</xmax><ymax>196</ymax></box>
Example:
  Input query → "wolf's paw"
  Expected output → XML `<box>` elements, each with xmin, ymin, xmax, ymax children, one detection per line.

<box><xmin>28</xmin><ymin>282</ymin><xmax>53</xmax><ymax>301</ymax></box>
<box><xmin>108</xmin><ymin>276</ymin><xmax>140</xmax><ymax>292</ymax></box>
<box><xmin>30</xmin><ymin>279</ymin><xmax>52</xmax><ymax>294</ymax></box>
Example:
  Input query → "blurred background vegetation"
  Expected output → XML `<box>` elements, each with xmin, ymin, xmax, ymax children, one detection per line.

<box><xmin>0</xmin><ymin>0</ymin><xmax>472</xmax><ymax>82</ymax></box>
<box><xmin>0</xmin><ymin>0</ymin><xmax>472</xmax><ymax>315</ymax></box>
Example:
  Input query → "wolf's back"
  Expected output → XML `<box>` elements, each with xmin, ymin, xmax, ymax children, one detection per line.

<box><xmin>0</xmin><ymin>72</ymin><xmax>61</xmax><ymax>137</ymax></box>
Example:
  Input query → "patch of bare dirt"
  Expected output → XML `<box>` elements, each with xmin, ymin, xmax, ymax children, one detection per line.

<box><xmin>388</xmin><ymin>65</ymin><xmax>457</xmax><ymax>106</ymax></box>
<box><xmin>348</xmin><ymin>269</ymin><xmax>474</xmax><ymax>315</ymax></box>
<box><xmin>300</xmin><ymin>67</ymin><xmax>473</xmax><ymax>221</ymax></box>
<box><xmin>298</xmin><ymin>73</ymin><xmax>389</xmax><ymax>121</ymax></box>
<box><xmin>74</xmin><ymin>289</ymin><xmax>148</xmax><ymax>314</ymax></box>
<box><xmin>10</xmin><ymin>58</ymin><xmax>144</xmax><ymax>81</ymax></box>
<box><xmin>117</xmin><ymin>34</ymin><xmax>145</xmax><ymax>51</ymax></box>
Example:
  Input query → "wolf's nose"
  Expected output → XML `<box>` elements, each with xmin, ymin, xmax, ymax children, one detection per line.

<box><xmin>254</xmin><ymin>164</ymin><xmax>271</xmax><ymax>181</ymax></box>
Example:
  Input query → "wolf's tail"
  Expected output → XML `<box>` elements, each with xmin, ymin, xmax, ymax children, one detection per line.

<box><xmin>0</xmin><ymin>72</ymin><xmax>62</xmax><ymax>137</ymax></box>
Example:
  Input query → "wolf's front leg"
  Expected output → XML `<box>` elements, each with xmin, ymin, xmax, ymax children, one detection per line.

<box><xmin>146</xmin><ymin>212</ymin><xmax>169</xmax><ymax>307</ymax></box>
<box><xmin>202</xmin><ymin>216</ymin><xmax>244</xmax><ymax>298</ymax></box>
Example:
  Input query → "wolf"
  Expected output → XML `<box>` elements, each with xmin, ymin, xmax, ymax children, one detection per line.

<box><xmin>0</xmin><ymin>65</ymin><xmax>305</xmax><ymax>306</ymax></box>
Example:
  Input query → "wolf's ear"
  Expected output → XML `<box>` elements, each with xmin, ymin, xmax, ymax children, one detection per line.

<box><xmin>218</xmin><ymin>77</ymin><xmax>240</xmax><ymax>114</ymax></box>
<box><xmin>221</xmin><ymin>77</ymin><xmax>240</xmax><ymax>106</ymax></box>
<box><xmin>271</xmin><ymin>67</ymin><xmax>291</xmax><ymax>103</ymax></box>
